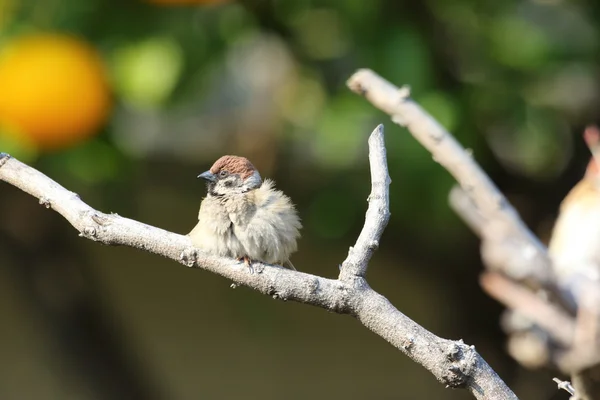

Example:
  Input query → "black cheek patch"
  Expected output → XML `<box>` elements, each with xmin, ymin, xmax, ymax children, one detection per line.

<box><xmin>222</xmin><ymin>174</ymin><xmax>241</xmax><ymax>187</ymax></box>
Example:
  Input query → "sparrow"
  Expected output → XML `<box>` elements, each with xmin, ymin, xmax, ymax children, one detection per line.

<box><xmin>188</xmin><ymin>155</ymin><xmax>301</xmax><ymax>272</ymax></box>
<box><xmin>548</xmin><ymin>126</ymin><xmax>600</xmax><ymax>294</ymax></box>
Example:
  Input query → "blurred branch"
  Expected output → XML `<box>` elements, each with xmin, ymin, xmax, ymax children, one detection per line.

<box><xmin>558</xmin><ymin>286</ymin><xmax>600</xmax><ymax>400</ymax></box>
<box><xmin>557</xmin><ymin>373</ymin><xmax>600</xmax><ymax>400</ymax></box>
<box><xmin>480</xmin><ymin>272</ymin><xmax>574</xmax><ymax>347</ymax></box>
<box><xmin>571</xmin><ymin>369</ymin><xmax>600</xmax><ymax>400</ymax></box>
<box><xmin>347</xmin><ymin>69</ymin><xmax>600</xmax><ymax>399</ymax></box>
<box><xmin>584</xmin><ymin>125</ymin><xmax>600</xmax><ymax>171</ymax></box>
<box><xmin>347</xmin><ymin>68</ymin><xmax>555</xmax><ymax>288</ymax></box>
<box><xmin>449</xmin><ymin>186</ymin><xmax>486</xmax><ymax>238</ymax></box>
<box><xmin>0</xmin><ymin>132</ymin><xmax>517</xmax><ymax>400</ymax></box>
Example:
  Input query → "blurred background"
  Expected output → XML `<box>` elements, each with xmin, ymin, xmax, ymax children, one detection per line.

<box><xmin>0</xmin><ymin>0</ymin><xmax>598</xmax><ymax>399</ymax></box>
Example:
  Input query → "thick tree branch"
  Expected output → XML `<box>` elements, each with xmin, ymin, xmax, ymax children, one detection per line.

<box><xmin>347</xmin><ymin>69</ymin><xmax>553</xmax><ymax>287</ymax></box>
<box><xmin>0</xmin><ymin>127</ymin><xmax>517</xmax><ymax>400</ymax></box>
<box><xmin>449</xmin><ymin>186</ymin><xmax>486</xmax><ymax>238</ymax></box>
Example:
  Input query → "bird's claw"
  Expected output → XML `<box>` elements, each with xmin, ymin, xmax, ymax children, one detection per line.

<box><xmin>237</xmin><ymin>256</ymin><xmax>254</xmax><ymax>274</ymax></box>
<box><xmin>180</xmin><ymin>248</ymin><xmax>198</xmax><ymax>267</ymax></box>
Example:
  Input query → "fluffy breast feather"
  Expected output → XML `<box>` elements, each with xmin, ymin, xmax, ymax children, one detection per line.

<box><xmin>188</xmin><ymin>179</ymin><xmax>301</xmax><ymax>266</ymax></box>
<box><xmin>189</xmin><ymin>195</ymin><xmax>246</xmax><ymax>258</ymax></box>
<box><xmin>549</xmin><ymin>180</ymin><xmax>600</xmax><ymax>279</ymax></box>
<box><xmin>236</xmin><ymin>179</ymin><xmax>302</xmax><ymax>264</ymax></box>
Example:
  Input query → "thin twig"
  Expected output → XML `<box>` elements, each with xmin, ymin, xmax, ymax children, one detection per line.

<box><xmin>339</xmin><ymin>124</ymin><xmax>391</xmax><ymax>281</ymax></box>
<box><xmin>553</xmin><ymin>377</ymin><xmax>576</xmax><ymax>395</ymax></box>
<box><xmin>0</xmin><ymin>129</ymin><xmax>517</xmax><ymax>400</ymax></box>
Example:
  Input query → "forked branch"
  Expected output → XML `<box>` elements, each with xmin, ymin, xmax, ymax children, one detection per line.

<box><xmin>346</xmin><ymin>69</ymin><xmax>600</xmax><ymax>399</ymax></box>
<box><xmin>0</xmin><ymin>124</ymin><xmax>516</xmax><ymax>399</ymax></box>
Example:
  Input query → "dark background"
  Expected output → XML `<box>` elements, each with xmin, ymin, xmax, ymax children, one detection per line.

<box><xmin>1</xmin><ymin>0</ymin><xmax>599</xmax><ymax>399</ymax></box>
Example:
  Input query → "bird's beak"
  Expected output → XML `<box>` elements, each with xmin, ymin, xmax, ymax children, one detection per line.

<box><xmin>197</xmin><ymin>170</ymin><xmax>216</xmax><ymax>182</ymax></box>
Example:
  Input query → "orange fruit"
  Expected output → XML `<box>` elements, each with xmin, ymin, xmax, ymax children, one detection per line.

<box><xmin>0</xmin><ymin>33</ymin><xmax>111</xmax><ymax>151</ymax></box>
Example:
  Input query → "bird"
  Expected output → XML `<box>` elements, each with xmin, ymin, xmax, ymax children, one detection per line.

<box><xmin>548</xmin><ymin>125</ymin><xmax>600</xmax><ymax>296</ymax></box>
<box><xmin>188</xmin><ymin>155</ymin><xmax>301</xmax><ymax>272</ymax></box>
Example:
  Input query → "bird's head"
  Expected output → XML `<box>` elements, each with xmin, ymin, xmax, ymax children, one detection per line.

<box><xmin>198</xmin><ymin>155</ymin><xmax>262</xmax><ymax>196</ymax></box>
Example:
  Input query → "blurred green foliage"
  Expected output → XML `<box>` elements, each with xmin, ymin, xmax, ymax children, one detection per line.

<box><xmin>5</xmin><ymin>0</ymin><xmax>592</xmax><ymax>241</ymax></box>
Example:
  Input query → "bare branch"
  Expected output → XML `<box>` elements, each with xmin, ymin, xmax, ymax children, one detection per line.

<box><xmin>557</xmin><ymin>287</ymin><xmax>600</xmax><ymax>373</ymax></box>
<box><xmin>449</xmin><ymin>185</ymin><xmax>486</xmax><ymax>238</ymax></box>
<box><xmin>0</xmin><ymin>142</ymin><xmax>518</xmax><ymax>400</ymax></box>
<box><xmin>570</xmin><ymin>370</ymin><xmax>600</xmax><ymax>400</ymax></box>
<box><xmin>347</xmin><ymin>69</ymin><xmax>553</xmax><ymax>287</ymax></box>
<box><xmin>339</xmin><ymin>124</ymin><xmax>391</xmax><ymax>281</ymax></box>
<box><xmin>480</xmin><ymin>272</ymin><xmax>575</xmax><ymax>347</ymax></box>
<box><xmin>573</xmin><ymin>287</ymin><xmax>600</xmax><ymax>357</ymax></box>
<box><xmin>506</xmin><ymin>331</ymin><xmax>550</xmax><ymax>369</ymax></box>
<box><xmin>584</xmin><ymin>125</ymin><xmax>600</xmax><ymax>170</ymax></box>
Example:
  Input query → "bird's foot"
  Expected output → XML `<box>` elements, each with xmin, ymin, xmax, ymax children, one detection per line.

<box><xmin>179</xmin><ymin>248</ymin><xmax>197</xmax><ymax>267</ymax></box>
<box><xmin>237</xmin><ymin>256</ymin><xmax>254</xmax><ymax>274</ymax></box>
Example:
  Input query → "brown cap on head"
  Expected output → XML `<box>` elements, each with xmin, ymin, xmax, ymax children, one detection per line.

<box><xmin>209</xmin><ymin>155</ymin><xmax>256</xmax><ymax>179</ymax></box>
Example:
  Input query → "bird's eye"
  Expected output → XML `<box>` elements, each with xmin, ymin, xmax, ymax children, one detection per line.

<box><xmin>219</xmin><ymin>170</ymin><xmax>229</xmax><ymax>178</ymax></box>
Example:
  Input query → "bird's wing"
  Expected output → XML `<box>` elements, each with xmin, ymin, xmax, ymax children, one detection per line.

<box><xmin>242</xmin><ymin>180</ymin><xmax>301</xmax><ymax>265</ymax></box>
